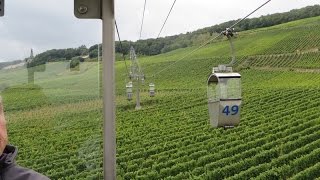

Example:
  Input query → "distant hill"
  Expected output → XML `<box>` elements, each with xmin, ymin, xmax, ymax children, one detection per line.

<box><xmin>0</xmin><ymin>60</ymin><xmax>24</xmax><ymax>70</ymax></box>
<box><xmin>117</xmin><ymin>15</ymin><xmax>320</xmax><ymax>89</ymax></box>
<box><xmin>19</xmin><ymin>4</ymin><xmax>320</xmax><ymax>68</ymax></box>
<box><xmin>115</xmin><ymin>5</ymin><xmax>320</xmax><ymax>56</ymax></box>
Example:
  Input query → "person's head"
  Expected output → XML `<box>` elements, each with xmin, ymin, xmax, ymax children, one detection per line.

<box><xmin>0</xmin><ymin>96</ymin><xmax>8</xmax><ymax>154</ymax></box>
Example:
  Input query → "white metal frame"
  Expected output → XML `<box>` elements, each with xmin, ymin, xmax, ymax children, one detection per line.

<box><xmin>2</xmin><ymin>0</ymin><xmax>116</xmax><ymax>179</ymax></box>
<box><xmin>74</xmin><ymin>0</ymin><xmax>117</xmax><ymax>178</ymax></box>
<box><xmin>101</xmin><ymin>0</ymin><xmax>116</xmax><ymax>179</ymax></box>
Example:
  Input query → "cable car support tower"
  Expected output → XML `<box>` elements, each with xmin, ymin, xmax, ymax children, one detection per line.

<box><xmin>128</xmin><ymin>46</ymin><xmax>145</xmax><ymax>110</ymax></box>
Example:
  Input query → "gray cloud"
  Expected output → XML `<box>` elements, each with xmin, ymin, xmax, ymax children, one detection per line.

<box><xmin>1</xmin><ymin>0</ymin><xmax>319</xmax><ymax>61</ymax></box>
<box><xmin>1</xmin><ymin>0</ymin><xmax>101</xmax><ymax>61</ymax></box>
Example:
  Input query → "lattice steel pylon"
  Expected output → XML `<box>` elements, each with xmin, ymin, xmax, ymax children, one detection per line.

<box><xmin>128</xmin><ymin>46</ymin><xmax>144</xmax><ymax>110</ymax></box>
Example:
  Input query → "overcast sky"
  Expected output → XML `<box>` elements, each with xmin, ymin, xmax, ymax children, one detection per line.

<box><xmin>0</xmin><ymin>0</ymin><xmax>319</xmax><ymax>61</ymax></box>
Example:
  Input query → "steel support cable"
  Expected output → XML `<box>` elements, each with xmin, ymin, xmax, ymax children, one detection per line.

<box><xmin>152</xmin><ymin>0</ymin><xmax>272</xmax><ymax>77</ymax></box>
<box><xmin>132</xmin><ymin>0</ymin><xmax>148</xmax><ymax>80</ymax></box>
<box><xmin>153</xmin><ymin>33</ymin><xmax>223</xmax><ymax>77</ymax></box>
<box><xmin>157</xmin><ymin>0</ymin><xmax>177</xmax><ymax>39</ymax></box>
<box><xmin>115</xmin><ymin>20</ymin><xmax>130</xmax><ymax>77</ymax></box>
<box><xmin>229</xmin><ymin>36</ymin><xmax>236</xmax><ymax>66</ymax></box>
<box><xmin>139</xmin><ymin>0</ymin><xmax>147</xmax><ymax>40</ymax></box>
<box><xmin>229</xmin><ymin>0</ymin><xmax>272</xmax><ymax>29</ymax></box>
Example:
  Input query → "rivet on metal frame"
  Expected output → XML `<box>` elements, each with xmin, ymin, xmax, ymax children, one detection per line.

<box><xmin>77</xmin><ymin>5</ymin><xmax>88</xmax><ymax>14</ymax></box>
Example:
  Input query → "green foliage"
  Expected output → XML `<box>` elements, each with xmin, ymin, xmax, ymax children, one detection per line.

<box><xmin>88</xmin><ymin>44</ymin><xmax>102</xmax><ymax>59</ymax></box>
<box><xmin>28</xmin><ymin>45</ymin><xmax>89</xmax><ymax>68</ymax></box>
<box><xmin>89</xmin><ymin>49</ymin><xmax>99</xmax><ymax>59</ymax></box>
<box><xmin>110</xmin><ymin>5</ymin><xmax>320</xmax><ymax>56</ymax></box>
<box><xmin>70</xmin><ymin>59</ymin><xmax>80</xmax><ymax>70</ymax></box>
<box><xmin>2</xmin><ymin>84</ymin><xmax>49</xmax><ymax>111</ymax></box>
<box><xmin>206</xmin><ymin>5</ymin><xmax>320</xmax><ymax>33</ymax></box>
<box><xmin>1</xmin><ymin>15</ymin><xmax>320</xmax><ymax>180</ymax></box>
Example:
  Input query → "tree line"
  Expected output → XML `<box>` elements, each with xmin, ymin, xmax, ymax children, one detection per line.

<box><xmin>115</xmin><ymin>5</ymin><xmax>320</xmax><ymax>56</ymax></box>
<box><xmin>22</xmin><ymin>4</ymin><xmax>320</xmax><ymax>67</ymax></box>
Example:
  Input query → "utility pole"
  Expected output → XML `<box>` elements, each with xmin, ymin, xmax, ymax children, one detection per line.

<box><xmin>75</xmin><ymin>0</ymin><xmax>116</xmax><ymax>179</ymax></box>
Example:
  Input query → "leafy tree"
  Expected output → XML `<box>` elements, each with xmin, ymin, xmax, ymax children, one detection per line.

<box><xmin>70</xmin><ymin>59</ymin><xmax>80</xmax><ymax>70</ymax></box>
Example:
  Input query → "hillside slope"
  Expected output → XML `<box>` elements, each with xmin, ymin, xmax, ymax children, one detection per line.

<box><xmin>116</xmin><ymin>16</ymin><xmax>320</xmax><ymax>90</ymax></box>
<box><xmin>114</xmin><ymin>16</ymin><xmax>320</xmax><ymax>179</ymax></box>
<box><xmin>1</xmin><ymin>16</ymin><xmax>320</xmax><ymax>179</ymax></box>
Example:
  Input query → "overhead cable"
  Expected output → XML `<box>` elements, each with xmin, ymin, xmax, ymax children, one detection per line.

<box><xmin>139</xmin><ymin>0</ymin><xmax>147</xmax><ymax>40</ymax></box>
<box><xmin>153</xmin><ymin>0</ymin><xmax>272</xmax><ymax>77</ymax></box>
<box><xmin>115</xmin><ymin>20</ymin><xmax>130</xmax><ymax>77</ymax></box>
<box><xmin>157</xmin><ymin>0</ymin><xmax>177</xmax><ymax>39</ymax></box>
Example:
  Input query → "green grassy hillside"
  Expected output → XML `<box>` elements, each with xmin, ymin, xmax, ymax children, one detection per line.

<box><xmin>1</xmin><ymin>16</ymin><xmax>320</xmax><ymax>179</ymax></box>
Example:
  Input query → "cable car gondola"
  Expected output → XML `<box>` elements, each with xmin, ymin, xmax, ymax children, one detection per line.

<box><xmin>207</xmin><ymin>27</ymin><xmax>241</xmax><ymax>128</ymax></box>
<box><xmin>207</xmin><ymin>65</ymin><xmax>242</xmax><ymax>128</ymax></box>
<box><xmin>126</xmin><ymin>81</ymin><xmax>133</xmax><ymax>101</ymax></box>
<box><xmin>149</xmin><ymin>83</ymin><xmax>155</xmax><ymax>97</ymax></box>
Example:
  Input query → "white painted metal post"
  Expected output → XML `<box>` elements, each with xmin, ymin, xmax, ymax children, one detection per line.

<box><xmin>135</xmin><ymin>76</ymin><xmax>141</xmax><ymax>110</ymax></box>
<box><xmin>102</xmin><ymin>0</ymin><xmax>116</xmax><ymax>179</ymax></box>
<box><xmin>98</xmin><ymin>44</ymin><xmax>101</xmax><ymax>97</ymax></box>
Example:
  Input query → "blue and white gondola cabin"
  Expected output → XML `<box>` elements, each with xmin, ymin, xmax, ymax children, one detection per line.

<box><xmin>207</xmin><ymin>66</ymin><xmax>242</xmax><ymax>128</ymax></box>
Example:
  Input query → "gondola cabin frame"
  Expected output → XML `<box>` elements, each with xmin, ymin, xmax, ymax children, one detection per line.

<box><xmin>126</xmin><ymin>81</ymin><xmax>133</xmax><ymax>101</ymax></box>
<box><xmin>149</xmin><ymin>83</ymin><xmax>155</xmax><ymax>97</ymax></box>
<box><xmin>207</xmin><ymin>67</ymin><xmax>242</xmax><ymax>128</ymax></box>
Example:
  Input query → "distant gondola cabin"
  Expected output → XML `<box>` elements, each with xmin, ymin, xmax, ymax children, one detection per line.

<box><xmin>207</xmin><ymin>66</ymin><xmax>242</xmax><ymax>128</ymax></box>
<box><xmin>149</xmin><ymin>83</ymin><xmax>155</xmax><ymax>97</ymax></box>
<box><xmin>126</xmin><ymin>81</ymin><xmax>133</xmax><ymax>101</ymax></box>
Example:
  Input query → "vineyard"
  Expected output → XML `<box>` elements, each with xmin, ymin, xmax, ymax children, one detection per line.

<box><xmin>1</xmin><ymin>16</ymin><xmax>320</xmax><ymax>179</ymax></box>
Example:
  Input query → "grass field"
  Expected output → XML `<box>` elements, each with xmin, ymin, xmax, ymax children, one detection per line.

<box><xmin>1</xmin><ymin>16</ymin><xmax>320</xmax><ymax>179</ymax></box>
